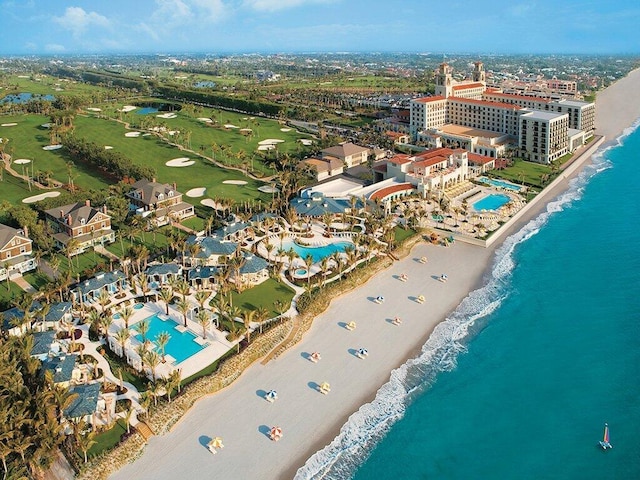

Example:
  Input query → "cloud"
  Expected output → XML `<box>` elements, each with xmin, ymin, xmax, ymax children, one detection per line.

<box><xmin>149</xmin><ymin>0</ymin><xmax>227</xmax><ymax>28</ymax></box>
<box><xmin>53</xmin><ymin>7</ymin><xmax>110</xmax><ymax>37</ymax></box>
<box><xmin>242</xmin><ymin>0</ymin><xmax>337</xmax><ymax>13</ymax></box>
<box><xmin>509</xmin><ymin>2</ymin><xmax>535</xmax><ymax>17</ymax></box>
<box><xmin>45</xmin><ymin>43</ymin><xmax>66</xmax><ymax>53</ymax></box>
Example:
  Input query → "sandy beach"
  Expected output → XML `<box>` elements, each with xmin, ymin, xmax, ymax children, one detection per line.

<box><xmin>109</xmin><ymin>68</ymin><xmax>640</xmax><ymax>480</ymax></box>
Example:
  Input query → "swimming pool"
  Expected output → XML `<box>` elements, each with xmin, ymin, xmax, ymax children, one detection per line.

<box><xmin>478</xmin><ymin>176</ymin><xmax>522</xmax><ymax>191</ymax></box>
<box><xmin>473</xmin><ymin>194</ymin><xmax>510</xmax><ymax>211</ymax></box>
<box><xmin>133</xmin><ymin>314</ymin><xmax>205</xmax><ymax>364</ymax></box>
<box><xmin>280</xmin><ymin>240</ymin><xmax>353</xmax><ymax>263</ymax></box>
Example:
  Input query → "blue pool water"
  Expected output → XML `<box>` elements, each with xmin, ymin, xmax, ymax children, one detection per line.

<box><xmin>473</xmin><ymin>193</ymin><xmax>510</xmax><ymax>211</ymax></box>
<box><xmin>133</xmin><ymin>314</ymin><xmax>205</xmax><ymax>363</ymax></box>
<box><xmin>281</xmin><ymin>240</ymin><xmax>353</xmax><ymax>263</ymax></box>
<box><xmin>136</xmin><ymin>107</ymin><xmax>159</xmax><ymax>115</ymax></box>
<box><xmin>133</xmin><ymin>303</ymin><xmax>144</xmax><ymax>310</ymax></box>
<box><xmin>478</xmin><ymin>176</ymin><xmax>523</xmax><ymax>191</ymax></box>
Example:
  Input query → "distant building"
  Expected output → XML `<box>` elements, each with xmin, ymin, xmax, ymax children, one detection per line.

<box><xmin>299</xmin><ymin>156</ymin><xmax>344</xmax><ymax>181</ymax></box>
<box><xmin>45</xmin><ymin>200</ymin><xmax>115</xmax><ymax>255</ymax></box>
<box><xmin>126</xmin><ymin>178</ymin><xmax>195</xmax><ymax>226</ymax></box>
<box><xmin>0</xmin><ymin>223</ymin><xmax>36</xmax><ymax>280</ymax></box>
<box><xmin>410</xmin><ymin>62</ymin><xmax>595</xmax><ymax>164</ymax></box>
<box><xmin>321</xmin><ymin>142</ymin><xmax>369</xmax><ymax>168</ymax></box>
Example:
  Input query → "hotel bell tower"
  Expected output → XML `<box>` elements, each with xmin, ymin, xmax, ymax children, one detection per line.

<box><xmin>435</xmin><ymin>63</ymin><xmax>453</xmax><ymax>98</ymax></box>
<box><xmin>472</xmin><ymin>61</ymin><xmax>486</xmax><ymax>83</ymax></box>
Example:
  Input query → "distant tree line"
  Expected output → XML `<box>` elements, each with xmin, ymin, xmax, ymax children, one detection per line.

<box><xmin>62</xmin><ymin>134</ymin><xmax>156</xmax><ymax>183</ymax></box>
<box><xmin>154</xmin><ymin>85</ymin><xmax>282</xmax><ymax>117</ymax></box>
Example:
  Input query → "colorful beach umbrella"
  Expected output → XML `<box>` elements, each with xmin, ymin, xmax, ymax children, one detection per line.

<box><xmin>209</xmin><ymin>437</ymin><xmax>224</xmax><ymax>449</ymax></box>
<box><xmin>357</xmin><ymin>348</ymin><xmax>368</xmax><ymax>358</ymax></box>
<box><xmin>310</xmin><ymin>352</ymin><xmax>321</xmax><ymax>362</ymax></box>
<box><xmin>270</xmin><ymin>426</ymin><xmax>283</xmax><ymax>441</ymax></box>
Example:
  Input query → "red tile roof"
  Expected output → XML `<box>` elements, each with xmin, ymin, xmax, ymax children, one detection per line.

<box><xmin>370</xmin><ymin>183</ymin><xmax>414</xmax><ymax>201</ymax></box>
<box><xmin>387</xmin><ymin>154</ymin><xmax>412</xmax><ymax>165</ymax></box>
<box><xmin>413</xmin><ymin>96</ymin><xmax>446</xmax><ymax>103</ymax></box>
<box><xmin>452</xmin><ymin>82</ymin><xmax>484</xmax><ymax>91</ymax></box>
<box><xmin>449</xmin><ymin>97</ymin><xmax>521</xmax><ymax>110</ymax></box>
<box><xmin>468</xmin><ymin>152</ymin><xmax>495</xmax><ymax>164</ymax></box>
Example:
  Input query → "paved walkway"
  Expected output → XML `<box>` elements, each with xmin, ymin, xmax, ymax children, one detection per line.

<box><xmin>43</xmin><ymin>449</ymin><xmax>75</xmax><ymax>480</ymax></box>
<box><xmin>11</xmin><ymin>274</ymin><xmax>37</xmax><ymax>294</ymax></box>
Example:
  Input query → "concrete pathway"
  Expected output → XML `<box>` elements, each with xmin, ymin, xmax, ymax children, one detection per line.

<box><xmin>11</xmin><ymin>274</ymin><xmax>37</xmax><ymax>294</ymax></box>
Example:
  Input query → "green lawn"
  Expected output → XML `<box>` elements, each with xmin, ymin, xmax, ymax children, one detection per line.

<box><xmin>23</xmin><ymin>271</ymin><xmax>52</xmax><ymax>291</ymax></box>
<box><xmin>0</xmin><ymin>113</ymin><xmax>113</xmax><ymax>192</ymax></box>
<box><xmin>0</xmin><ymin>171</ymin><xmax>44</xmax><ymax>204</ymax></box>
<box><xmin>105</xmin><ymin>228</ymin><xmax>173</xmax><ymax>259</ymax></box>
<box><xmin>228</xmin><ymin>278</ymin><xmax>295</xmax><ymax>317</ymax></box>
<box><xmin>87</xmin><ymin>420</ymin><xmax>128</xmax><ymax>458</ymax></box>
<box><xmin>47</xmin><ymin>250</ymin><xmax>110</xmax><ymax>277</ymax></box>
<box><xmin>394</xmin><ymin>226</ymin><xmax>417</xmax><ymax>244</ymax></box>
<box><xmin>0</xmin><ymin>280</ymin><xmax>25</xmax><ymax>309</ymax></box>
<box><xmin>181</xmin><ymin>216</ymin><xmax>205</xmax><ymax>231</ymax></box>
<box><xmin>491</xmin><ymin>159</ymin><xmax>552</xmax><ymax>189</ymax></box>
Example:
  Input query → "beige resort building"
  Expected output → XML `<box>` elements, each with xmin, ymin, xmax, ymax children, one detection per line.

<box><xmin>410</xmin><ymin>62</ymin><xmax>595</xmax><ymax>164</ymax></box>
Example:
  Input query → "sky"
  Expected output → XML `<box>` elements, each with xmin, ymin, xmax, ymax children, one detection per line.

<box><xmin>0</xmin><ymin>0</ymin><xmax>638</xmax><ymax>55</ymax></box>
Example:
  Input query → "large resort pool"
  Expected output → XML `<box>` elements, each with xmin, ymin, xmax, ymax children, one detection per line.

<box><xmin>473</xmin><ymin>194</ymin><xmax>510</xmax><ymax>211</ymax></box>
<box><xmin>133</xmin><ymin>314</ymin><xmax>206</xmax><ymax>364</ymax></box>
<box><xmin>280</xmin><ymin>240</ymin><xmax>353</xmax><ymax>263</ymax></box>
<box><xmin>478</xmin><ymin>176</ymin><xmax>523</xmax><ymax>191</ymax></box>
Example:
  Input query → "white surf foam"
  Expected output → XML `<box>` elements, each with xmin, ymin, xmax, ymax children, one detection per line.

<box><xmin>294</xmin><ymin>139</ymin><xmax>617</xmax><ymax>480</ymax></box>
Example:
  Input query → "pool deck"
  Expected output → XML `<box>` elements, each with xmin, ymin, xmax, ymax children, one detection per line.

<box><xmin>108</xmin><ymin>301</ymin><xmax>237</xmax><ymax>380</ymax></box>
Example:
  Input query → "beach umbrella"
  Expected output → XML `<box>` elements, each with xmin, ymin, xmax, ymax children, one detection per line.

<box><xmin>346</xmin><ymin>321</ymin><xmax>357</xmax><ymax>330</ymax></box>
<box><xmin>310</xmin><ymin>352</ymin><xmax>321</xmax><ymax>362</ymax></box>
<box><xmin>265</xmin><ymin>390</ymin><xmax>278</xmax><ymax>402</ymax></box>
<box><xmin>270</xmin><ymin>426</ymin><xmax>283</xmax><ymax>441</ymax></box>
<box><xmin>417</xmin><ymin>295</ymin><xmax>425</xmax><ymax>303</ymax></box>
<box><xmin>319</xmin><ymin>382</ymin><xmax>331</xmax><ymax>394</ymax></box>
<box><xmin>357</xmin><ymin>348</ymin><xmax>368</xmax><ymax>358</ymax></box>
<box><xmin>209</xmin><ymin>437</ymin><xmax>224</xmax><ymax>449</ymax></box>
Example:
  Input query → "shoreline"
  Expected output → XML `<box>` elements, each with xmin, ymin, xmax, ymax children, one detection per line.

<box><xmin>108</xmin><ymin>69</ymin><xmax>640</xmax><ymax>480</ymax></box>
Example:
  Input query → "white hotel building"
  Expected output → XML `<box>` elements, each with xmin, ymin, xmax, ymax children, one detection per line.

<box><xmin>410</xmin><ymin>63</ymin><xmax>595</xmax><ymax>164</ymax></box>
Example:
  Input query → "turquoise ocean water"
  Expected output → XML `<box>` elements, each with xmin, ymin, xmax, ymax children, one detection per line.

<box><xmin>296</xmin><ymin>123</ymin><xmax>640</xmax><ymax>479</ymax></box>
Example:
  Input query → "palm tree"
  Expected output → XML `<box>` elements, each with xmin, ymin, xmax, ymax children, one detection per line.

<box><xmin>137</xmin><ymin>319</ymin><xmax>149</xmax><ymax>345</ymax></box>
<box><xmin>158</xmin><ymin>288</ymin><xmax>173</xmax><ymax>315</ymax></box>
<box><xmin>97</xmin><ymin>289</ymin><xmax>111</xmax><ymax>314</ymax></box>
<box><xmin>120</xmin><ymin>305</ymin><xmax>134</xmax><ymax>329</ymax></box>
<box><xmin>98</xmin><ymin>314</ymin><xmax>112</xmax><ymax>342</ymax></box>
<box><xmin>155</xmin><ymin>331</ymin><xmax>171</xmax><ymax>362</ymax></box>
<box><xmin>254</xmin><ymin>307</ymin><xmax>270</xmax><ymax>334</ymax></box>
<box><xmin>115</xmin><ymin>327</ymin><xmax>130</xmax><ymax>358</ymax></box>
<box><xmin>196</xmin><ymin>310</ymin><xmax>210</xmax><ymax>339</ymax></box>
<box><xmin>165</xmin><ymin>369</ymin><xmax>182</xmax><ymax>402</ymax></box>
<box><xmin>65</xmin><ymin>238</ymin><xmax>80</xmax><ymax>270</ymax></box>
<box><xmin>145</xmin><ymin>351</ymin><xmax>161</xmax><ymax>382</ymax></box>
<box><xmin>194</xmin><ymin>290</ymin><xmax>210</xmax><ymax>311</ymax></box>
<box><xmin>176</xmin><ymin>279</ymin><xmax>191</xmax><ymax>301</ymax></box>
<box><xmin>135</xmin><ymin>344</ymin><xmax>147</xmax><ymax>371</ymax></box>
<box><xmin>137</xmin><ymin>275</ymin><xmax>150</xmax><ymax>302</ymax></box>
<box><xmin>77</xmin><ymin>431</ymin><xmax>97</xmax><ymax>463</ymax></box>
<box><xmin>176</xmin><ymin>298</ymin><xmax>190</xmax><ymax>328</ymax></box>
<box><xmin>240</xmin><ymin>309</ymin><xmax>255</xmax><ymax>344</ymax></box>
<box><xmin>304</xmin><ymin>254</ymin><xmax>314</xmax><ymax>284</ymax></box>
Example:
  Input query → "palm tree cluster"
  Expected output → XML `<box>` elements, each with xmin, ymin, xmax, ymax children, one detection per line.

<box><xmin>0</xmin><ymin>335</ymin><xmax>74</xmax><ymax>478</ymax></box>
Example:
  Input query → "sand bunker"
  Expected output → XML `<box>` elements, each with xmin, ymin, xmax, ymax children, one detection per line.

<box><xmin>186</xmin><ymin>187</ymin><xmax>206</xmax><ymax>198</ymax></box>
<box><xmin>121</xmin><ymin>105</ymin><xmax>137</xmax><ymax>112</ymax></box>
<box><xmin>22</xmin><ymin>191</ymin><xmax>61</xmax><ymax>204</ymax></box>
<box><xmin>13</xmin><ymin>159</ymin><xmax>31</xmax><ymax>164</ymax></box>
<box><xmin>125</xmin><ymin>132</ymin><xmax>141</xmax><ymax>137</ymax></box>
<box><xmin>87</xmin><ymin>107</ymin><xmax>102</xmax><ymax>112</ymax></box>
<box><xmin>197</xmin><ymin>118</ymin><xmax>213</xmax><ymax>123</ymax></box>
<box><xmin>104</xmin><ymin>146</ymin><xmax>113</xmax><ymax>150</ymax></box>
<box><xmin>201</xmin><ymin>199</ymin><xmax>218</xmax><ymax>209</ymax></box>
<box><xmin>1</xmin><ymin>123</ymin><xmax>18</xmax><ymax>127</ymax></box>
<box><xmin>257</xmin><ymin>145</ymin><xmax>275</xmax><ymax>151</ymax></box>
<box><xmin>258</xmin><ymin>139</ymin><xmax>285</xmax><ymax>145</ymax></box>
<box><xmin>240</xmin><ymin>128</ymin><xmax>252</xmax><ymax>133</ymax></box>
<box><xmin>258</xmin><ymin>185</ymin><xmax>279</xmax><ymax>193</ymax></box>
<box><xmin>280</xmin><ymin>128</ymin><xmax>292</xmax><ymax>132</ymax></box>
<box><xmin>41</xmin><ymin>123</ymin><xmax>51</xmax><ymax>128</ymax></box>
<box><xmin>224</xmin><ymin>124</ymin><xmax>240</xmax><ymax>129</ymax></box>
<box><xmin>222</xmin><ymin>180</ymin><xmax>248</xmax><ymax>185</ymax></box>
<box><xmin>157</xmin><ymin>112</ymin><xmax>177</xmax><ymax>119</ymax></box>
<box><xmin>42</xmin><ymin>145</ymin><xmax>62</xmax><ymax>150</ymax></box>
<box><xmin>168</xmin><ymin>131</ymin><xmax>179</xmax><ymax>136</ymax></box>
<box><xmin>166</xmin><ymin>158</ymin><xmax>195</xmax><ymax>167</ymax></box>
<box><xmin>299</xmin><ymin>139</ymin><xmax>313</xmax><ymax>146</ymax></box>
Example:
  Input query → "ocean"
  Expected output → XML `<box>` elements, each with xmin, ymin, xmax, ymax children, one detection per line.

<box><xmin>296</xmin><ymin>123</ymin><xmax>640</xmax><ymax>479</ymax></box>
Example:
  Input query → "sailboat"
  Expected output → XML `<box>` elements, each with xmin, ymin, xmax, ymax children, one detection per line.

<box><xmin>599</xmin><ymin>423</ymin><xmax>612</xmax><ymax>450</ymax></box>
